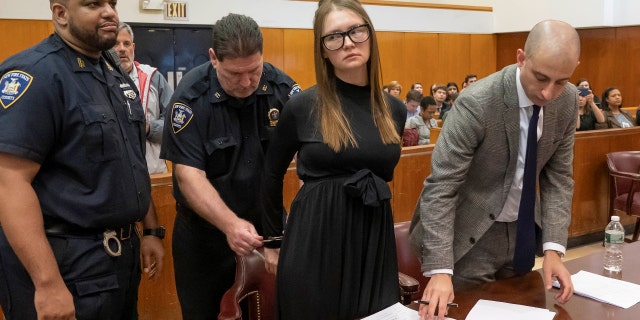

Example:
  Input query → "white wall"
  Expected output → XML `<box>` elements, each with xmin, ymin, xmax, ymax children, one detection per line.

<box><xmin>492</xmin><ymin>0</ymin><xmax>640</xmax><ymax>32</ymax></box>
<box><xmin>2</xmin><ymin>0</ymin><xmax>639</xmax><ymax>34</ymax></box>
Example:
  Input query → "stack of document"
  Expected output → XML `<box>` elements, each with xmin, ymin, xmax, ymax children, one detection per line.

<box><xmin>466</xmin><ymin>299</ymin><xmax>555</xmax><ymax>320</ymax></box>
<box><xmin>362</xmin><ymin>302</ymin><xmax>455</xmax><ymax>320</ymax></box>
<box><xmin>558</xmin><ymin>270</ymin><xmax>640</xmax><ymax>308</ymax></box>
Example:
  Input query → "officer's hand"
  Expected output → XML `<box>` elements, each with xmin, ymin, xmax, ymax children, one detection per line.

<box><xmin>264</xmin><ymin>248</ymin><xmax>280</xmax><ymax>275</ymax></box>
<box><xmin>225</xmin><ymin>218</ymin><xmax>263</xmax><ymax>256</ymax></box>
<box><xmin>141</xmin><ymin>235</ymin><xmax>165</xmax><ymax>280</ymax></box>
<box><xmin>34</xmin><ymin>279</ymin><xmax>76</xmax><ymax>319</ymax></box>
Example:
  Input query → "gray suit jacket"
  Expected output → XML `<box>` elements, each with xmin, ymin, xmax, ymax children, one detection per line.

<box><xmin>409</xmin><ymin>64</ymin><xmax>578</xmax><ymax>272</ymax></box>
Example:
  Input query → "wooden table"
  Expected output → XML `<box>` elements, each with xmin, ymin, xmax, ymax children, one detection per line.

<box><xmin>420</xmin><ymin>241</ymin><xmax>640</xmax><ymax>320</ymax></box>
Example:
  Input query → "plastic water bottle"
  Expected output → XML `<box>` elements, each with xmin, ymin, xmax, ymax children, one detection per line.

<box><xmin>604</xmin><ymin>215</ymin><xmax>624</xmax><ymax>272</ymax></box>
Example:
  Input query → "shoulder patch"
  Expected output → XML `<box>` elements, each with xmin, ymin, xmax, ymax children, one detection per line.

<box><xmin>289</xmin><ymin>84</ymin><xmax>302</xmax><ymax>97</ymax></box>
<box><xmin>1</xmin><ymin>70</ymin><xmax>33</xmax><ymax>109</ymax></box>
<box><xmin>171</xmin><ymin>102</ymin><xmax>194</xmax><ymax>134</ymax></box>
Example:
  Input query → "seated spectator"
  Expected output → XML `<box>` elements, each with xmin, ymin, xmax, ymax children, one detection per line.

<box><xmin>576</xmin><ymin>87</ymin><xmax>606</xmax><ymax>131</ymax></box>
<box><xmin>405</xmin><ymin>89</ymin><xmax>423</xmax><ymax>120</ymax></box>
<box><xmin>576</xmin><ymin>78</ymin><xmax>601</xmax><ymax>107</ymax></box>
<box><xmin>432</xmin><ymin>85</ymin><xmax>450</xmax><ymax>117</ymax></box>
<box><xmin>446</xmin><ymin>82</ymin><xmax>458</xmax><ymax>105</ymax></box>
<box><xmin>429</xmin><ymin>83</ymin><xmax>439</xmax><ymax>96</ymax></box>
<box><xmin>387</xmin><ymin>80</ymin><xmax>402</xmax><ymax>98</ymax></box>
<box><xmin>441</xmin><ymin>92</ymin><xmax>458</xmax><ymax>125</ymax></box>
<box><xmin>410</xmin><ymin>82</ymin><xmax>424</xmax><ymax>95</ymax></box>
<box><xmin>461</xmin><ymin>73</ymin><xmax>477</xmax><ymax>90</ymax></box>
<box><xmin>601</xmin><ymin>87</ymin><xmax>634</xmax><ymax>128</ymax></box>
<box><xmin>405</xmin><ymin>96</ymin><xmax>438</xmax><ymax>145</ymax></box>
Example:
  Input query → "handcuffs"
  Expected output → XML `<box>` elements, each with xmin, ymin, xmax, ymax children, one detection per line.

<box><xmin>103</xmin><ymin>230</ymin><xmax>122</xmax><ymax>257</ymax></box>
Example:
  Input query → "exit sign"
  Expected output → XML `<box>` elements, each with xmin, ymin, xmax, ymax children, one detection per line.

<box><xmin>164</xmin><ymin>1</ymin><xmax>188</xmax><ymax>21</ymax></box>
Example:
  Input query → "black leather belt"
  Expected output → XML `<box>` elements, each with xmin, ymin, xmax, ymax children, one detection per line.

<box><xmin>44</xmin><ymin>221</ymin><xmax>136</xmax><ymax>257</ymax></box>
<box><xmin>44</xmin><ymin>222</ymin><xmax>135</xmax><ymax>241</ymax></box>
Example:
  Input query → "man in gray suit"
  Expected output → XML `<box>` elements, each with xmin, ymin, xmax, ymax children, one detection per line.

<box><xmin>410</xmin><ymin>20</ymin><xmax>580</xmax><ymax>319</ymax></box>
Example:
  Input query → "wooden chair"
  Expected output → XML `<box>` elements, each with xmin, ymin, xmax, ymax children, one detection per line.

<box><xmin>606</xmin><ymin>151</ymin><xmax>640</xmax><ymax>242</ymax></box>
<box><xmin>218</xmin><ymin>225</ymin><xmax>423</xmax><ymax>318</ymax></box>
<box><xmin>218</xmin><ymin>248</ymin><xmax>276</xmax><ymax>320</ymax></box>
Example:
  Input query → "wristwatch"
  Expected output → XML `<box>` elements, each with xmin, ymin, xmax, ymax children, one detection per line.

<box><xmin>143</xmin><ymin>226</ymin><xmax>166</xmax><ymax>239</ymax></box>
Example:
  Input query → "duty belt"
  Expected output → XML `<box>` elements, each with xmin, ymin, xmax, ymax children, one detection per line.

<box><xmin>44</xmin><ymin>222</ymin><xmax>136</xmax><ymax>257</ymax></box>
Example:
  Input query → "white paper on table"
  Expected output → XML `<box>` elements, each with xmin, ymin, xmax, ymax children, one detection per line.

<box><xmin>465</xmin><ymin>299</ymin><xmax>555</xmax><ymax>320</ymax></box>
<box><xmin>362</xmin><ymin>302</ymin><xmax>455</xmax><ymax>320</ymax></box>
<box><xmin>554</xmin><ymin>270</ymin><xmax>640</xmax><ymax>309</ymax></box>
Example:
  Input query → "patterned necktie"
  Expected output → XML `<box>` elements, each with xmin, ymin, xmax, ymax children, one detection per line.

<box><xmin>513</xmin><ymin>105</ymin><xmax>541</xmax><ymax>274</ymax></box>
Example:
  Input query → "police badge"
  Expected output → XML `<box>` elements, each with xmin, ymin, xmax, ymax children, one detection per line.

<box><xmin>268</xmin><ymin>108</ymin><xmax>280</xmax><ymax>127</ymax></box>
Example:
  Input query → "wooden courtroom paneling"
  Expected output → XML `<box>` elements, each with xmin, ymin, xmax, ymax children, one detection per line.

<box><xmin>138</xmin><ymin>173</ymin><xmax>181</xmax><ymax>320</ymax></box>
<box><xmin>571</xmin><ymin>28</ymin><xmax>615</xmax><ymax>99</ymax></box>
<box><xmin>401</xmin><ymin>32</ymin><xmax>439</xmax><ymax>91</ymax></box>
<box><xmin>377</xmin><ymin>31</ymin><xmax>406</xmax><ymax>86</ymax></box>
<box><xmin>495</xmin><ymin>32</ymin><xmax>527</xmax><ymax>71</ymax></box>
<box><xmin>469</xmin><ymin>34</ymin><xmax>497</xmax><ymax>80</ymax></box>
<box><xmin>614</xmin><ymin>26</ymin><xmax>640</xmax><ymax>107</ymax></box>
<box><xmin>391</xmin><ymin>145</ymin><xmax>434</xmax><ymax>222</ymax></box>
<box><xmin>261</xmin><ymin>28</ymin><xmax>285</xmax><ymax>71</ymax></box>
<box><xmin>496</xmin><ymin>26</ymin><xmax>640</xmax><ymax>106</ymax></box>
<box><xmin>437</xmin><ymin>33</ymin><xmax>471</xmax><ymax>86</ymax></box>
<box><xmin>282</xmin><ymin>29</ymin><xmax>315</xmax><ymax>90</ymax></box>
<box><xmin>571</xmin><ymin>127</ymin><xmax>640</xmax><ymax>237</ymax></box>
<box><xmin>0</xmin><ymin>19</ymin><xmax>53</xmax><ymax>63</ymax></box>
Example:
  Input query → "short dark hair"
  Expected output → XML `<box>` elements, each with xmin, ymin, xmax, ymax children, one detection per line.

<box><xmin>464</xmin><ymin>74</ymin><xmax>477</xmax><ymax>83</ymax></box>
<box><xmin>405</xmin><ymin>90</ymin><xmax>422</xmax><ymax>103</ymax></box>
<box><xmin>420</xmin><ymin>96</ymin><xmax>437</xmax><ymax>108</ymax></box>
<box><xmin>212</xmin><ymin>13</ymin><xmax>263</xmax><ymax>62</ymax></box>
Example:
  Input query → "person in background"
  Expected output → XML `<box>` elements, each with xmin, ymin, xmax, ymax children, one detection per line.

<box><xmin>406</xmin><ymin>96</ymin><xmax>438</xmax><ymax>145</ymax></box>
<box><xmin>410</xmin><ymin>20</ymin><xmax>579</xmax><ymax>320</ymax></box>
<box><xmin>575</xmin><ymin>78</ymin><xmax>601</xmax><ymax>107</ymax></box>
<box><xmin>261</xmin><ymin>0</ymin><xmax>406</xmax><ymax>318</ymax></box>
<box><xmin>445</xmin><ymin>81</ymin><xmax>458</xmax><ymax>105</ymax></box>
<box><xmin>411</xmin><ymin>82</ymin><xmax>424</xmax><ymax>94</ymax></box>
<box><xmin>405</xmin><ymin>89</ymin><xmax>423</xmax><ymax>119</ymax></box>
<box><xmin>0</xmin><ymin>1</ymin><xmax>164</xmax><ymax>318</ymax></box>
<box><xmin>115</xmin><ymin>22</ymin><xmax>174</xmax><ymax>174</ymax></box>
<box><xmin>576</xmin><ymin>87</ymin><xmax>606</xmax><ymax>131</ymax></box>
<box><xmin>432</xmin><ymin>84</ymin><xmax>450</xmax><ymax>117</ymax></box>
<box><xmin>461</xmin><ymin>73</ymin><xmax>477</xmax><ymax>90</ymax></box>
<box><xmin>441</xmin><ymin>92</ymin><xmax>458</xmax><ymax>125</ymax></box>
<box><xmin>600</xmin><ymin>87</ymin><xmax>634</xmax><ymax>128</ymax></box>
<box><xmin>160</xmin><ymin>13</ymin><xmax>300</xmax><ymax>319</ymax></box>
<box><xmin>387</xmin><ymin>80</ymin><xmax>402</xmax><ymax>98</ymax></box>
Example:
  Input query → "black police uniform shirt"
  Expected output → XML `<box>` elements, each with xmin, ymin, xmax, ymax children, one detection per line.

<box><xmin>161</xmin><ymin>61</ymin><xmax>301</xmax><ymax>228</ymax></box>
<box><xmin>0</xmin><ymin>33</ymin><xmax>151</xmax><ymax>229</ymax></box>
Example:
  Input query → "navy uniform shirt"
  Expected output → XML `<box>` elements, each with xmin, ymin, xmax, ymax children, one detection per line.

<box><xmin>161</xmin><ymin>61</ymin><xmax>300</xmax><ymax>228</ymax></box>
<box><xmin>0</xmin><ymin>34</ymin><xmax>151</xmax><ymax>229</ymax></box>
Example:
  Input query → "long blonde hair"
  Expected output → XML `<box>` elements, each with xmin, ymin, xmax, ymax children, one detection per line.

<box><xmin>313</xmin><ymin>0</ymin><xmax>400</xmax><ymax>152</ymax></box>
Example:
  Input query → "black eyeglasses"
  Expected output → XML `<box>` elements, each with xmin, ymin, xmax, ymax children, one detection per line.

<box><xmin>321</xmin><ymin>24</ymin><xmax>371</xmax><ymax>51</ymax></box>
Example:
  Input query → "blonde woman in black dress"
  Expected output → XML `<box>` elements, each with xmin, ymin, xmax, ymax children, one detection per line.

<box><xmin>261</xmin><ymin>0</ymin><xmax>406</xmax><ymax>319</ymax></box>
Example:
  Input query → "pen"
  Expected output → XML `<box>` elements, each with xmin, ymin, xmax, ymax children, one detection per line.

<box><xmin>414</xmin><ymin>300</ymin><xmax>458</xmax><ymax>307</ymax></box>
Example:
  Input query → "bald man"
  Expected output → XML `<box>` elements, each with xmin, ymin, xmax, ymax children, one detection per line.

<box><xmin>410</xmin><ymin>20</ymin><xmax>580</xmax><ymax>319</ymax></box>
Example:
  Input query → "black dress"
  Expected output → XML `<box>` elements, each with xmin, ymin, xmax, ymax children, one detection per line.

<box><xmin>262</xmin><ymin>78</ymin><xmax>407</xmax><ymax>319</ymax></box>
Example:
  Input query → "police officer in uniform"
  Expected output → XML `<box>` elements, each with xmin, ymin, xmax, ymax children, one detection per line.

<box><xmin>160</xmin><ymin>13</ymin><xmax>300</xmax><ymax>319</ymax></box>
<box><xmin>0</xmin><ymin>1</ymin><xmax>164</xmax><ymax>319</ymax></box>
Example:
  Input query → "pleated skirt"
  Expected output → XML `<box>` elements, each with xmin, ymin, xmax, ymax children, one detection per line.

<box><xmin>276</xmin><ymin>176</ymin><xmax>399</xmax><ymax>320</ymax></box>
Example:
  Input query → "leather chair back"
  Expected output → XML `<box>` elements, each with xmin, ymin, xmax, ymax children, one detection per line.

<box><xmin>218</xmin><ymin>249</ymin><xmax>276</xmax><ymax>320</ymax></box>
